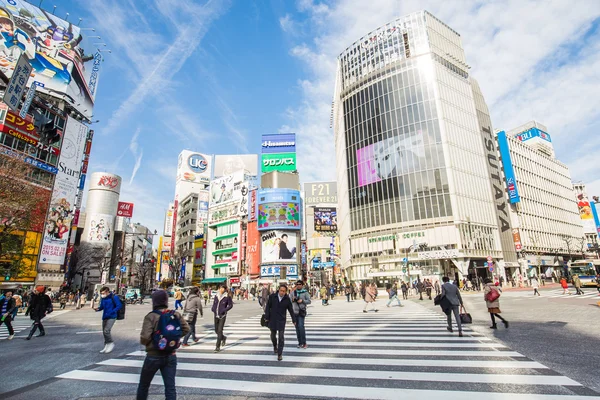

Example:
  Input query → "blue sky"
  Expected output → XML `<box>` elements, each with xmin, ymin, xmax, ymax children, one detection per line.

<box><xmin>55</xmin><ymin>0</ymin><xmax>600</xmax><ymax>235</ymax></box>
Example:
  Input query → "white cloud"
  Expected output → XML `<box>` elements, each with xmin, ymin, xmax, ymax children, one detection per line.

<box><xmin>281</xmin><ymin>0</ymin><xmax>600</xmax><ymax>186</ymax></box>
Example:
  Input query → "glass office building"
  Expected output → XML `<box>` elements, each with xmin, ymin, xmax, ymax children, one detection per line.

<box><xmin>333</xmin><ymin>11</ymin><xmax>509</xmax><ymax>284</ymax></box>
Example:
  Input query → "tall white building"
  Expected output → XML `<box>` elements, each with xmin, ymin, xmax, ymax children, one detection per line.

<box><xmin>333</xmin><ymin>11</ymin><xmax>506</xmax><ymax>285</ymax></box>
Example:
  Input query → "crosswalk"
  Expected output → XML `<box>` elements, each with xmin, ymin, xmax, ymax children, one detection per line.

<box><xmin>504</xmin><ymin>289</ymin><xmax>600</xmax><ymax>301</ymax></box>
<box><xmin>56</xmin><ymin>301</ymin><xmax>600</xmax><ymax>399</ymax></box>
<box><xmin>0</xmin><ymin>310</ymin><xmax>71</xmax><ymax>340</ymax></box>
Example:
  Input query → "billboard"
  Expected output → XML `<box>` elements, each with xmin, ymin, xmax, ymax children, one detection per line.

<box><xmin>176</xmin><ymin>151</ymin><xmax>211</xmax><ymax>184</ymax></box>
<box><xmin>209</xmin><ymin>170</ymin><xmax>249</xmax><ymax>216</ymax></box>
<box><xmin>195</xmin><ymin>190</ymin><xmax>209</xmax><ymax>234</ymax></box>
<box><xmin>261</xmin><ymin>133</ymin><xmax>296</xmax><ymax>154</ymax></box>
<box><xmin>591</xmin><ymin>202</ymin><xmax>600</xmax><ymax>236</ymax></box>
<box><xmin>304</xmin><ymin>182</ymin><xmax>337</xmax><ymax>205</ymax></box>
<box><xmin>261</xmin><ymin>152</ymin><xmax>297</xmax><ymax>173</ymax></box>
<box><xmin>512</xmin><ymin>228</ymin><xmax>522</xmax><ymax>251</ymax></box>
<box><xmin>256</xmin><ymin>188</ymin><xmax>301</xmax><ymax>231</ymax></box>
<box><xmin>249</xmin><ymin>189</ymin><xmax>257</xmax><ymax>222</ymax></box>
<box><xmin>86</xmin><ymin>213</ymin><xmax>114</xmax><ymax>244</ymax></box>
<box><xmin>314</xmin><ymin>207</ymin><xmax>337</xmax><ymax>232</ymax></box>
<box><xmin>214</xmin><ymin>154</ymin><xmax>258</xmax><ymax>178</ymax></box>
<box><xmin>356</xmin><ymin>130</ymin><xmax>424</xmax><ymax>187</ymax></box>
<box><xmin>164</xmin><ymin>207</ymin><xmax>174</xmax><ymax>237</ymax></box>
<box><xmin>516</xmin><ymin>127</ymin><xmax>551</xmax><ymax>143</ymax></box>
<box><xmin>0</xmin><ymin>0</ymin><xmax>101</xmax><ymax>119</ymax></box>
<box><xmin>497</xmin><ymin>131</ymin><xmax>521</xmax><ymax>204</ymax></box>
<box><xmin>0</xmin><ymin>106</ymin><xmax>61</xmax><ymax>157</ymax></box>
<box><xmin>39</xmin><ymin>116</ymin><xmax>87</xmax><ymax>265</ymax></box>
<box><xmin>117</xmin><ymin>202</ymin><xmax>134</xmax><ymax>218</ymax></box>
<box><xmin>246</xmin><ymin>221</ymin><xmax>260</xmax><ymax>275</ymax></box>
<box><xmin>575</xmin><ymin>189</ymin><xmax>596</xmax><ymax>234</ymax></box>
<box><xmin>261</xmin><ymin>230</ymin><xmax>297</xmax><ymax>263</ymax></box>
<box><xmin>260</xmin><ymin>265</ymin><xmax>298</xmax><ymax>278</ymax></box>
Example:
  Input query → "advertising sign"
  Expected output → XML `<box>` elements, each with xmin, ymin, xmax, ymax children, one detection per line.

<box><xmin>356</xmin><ymin>130</ymin><xmax>424</xmax><ymax>187</ymax></box>
<box><xmin>575</xmin><ymin>190</ymin><xmax>596</xmax><ymax>233</ymax></box>
<box><xmin>249</xmin><ymin>189</ymin><xmax>257</xmax><ymax>222</ymax></box>
<box><xmin>591</xmin><ymin>202</ymin><xmax>600</xmax><ymax>236</ymax></box>
<box><xmin>117</xmin><ymin>202</ymin><xmax>134</xmax><ymax>218</ymax></box>
<box><xmin>20</xmin><ymin>82</ymin><xmax>36</xmax><ymax>118</ymax></box>
<box><xmin>164</xmin><ymin>208</ymin><xmax>174</xmax><ymax>237</ymax></box>
<box><xmin>0</xmin><ymin>143</ymin><xmax>57</xmax><ymax>174</ymax></box>
<box><xmin>261</xmin><ymin>133</ymin><xmax>296</xmax><ymax>154</ymax></box>
<box><xmin>256</xmin><ymin>188</ymin><xmax>301</xmax><ymax>230</ymax></box>
<box><xmin>0</xmin><ymin>108</ymin><xmax>60</xmax><ymax>156</ymax></box>
<box><xmin>246</xmin><ymin>222</ymin><xmax>260</xmax><ymax>276</ymax></box>
<box><xmin>208</xmin><ymin>203</ymin><xmax>239</xmax><ymax>226</ymax></box>
<box><xmin>86</xmin><ymin>213</ymin><xmax>114</xmax><ymax>244</ymax></box>
<box><xmin>261</xmin><ymin>230</ymin><xmax>297</xmax><ymax>263</ymax></box>
<box><xmin>261</xmin><ymin>152</ymin><xmax>297</xmax><ymax>173</ymax></box>
<box><xmin>39</xmin><ymin>117</ymin><xmax>87</xmax><ymax>265</ymax></box>
<box><xmin>214</xmin><ymin>154</ymin><xmax>258</xmax><ymax>178</ymax></box>
<box><xmin>304</xmin><ymin>182</ymin><xmax>338</xmax><ymax>205</ymax></box>
<box><xmin>209</xmin><ymin>170</ymin><xmax>249</xmax><ymax>216</ymax></box>
<box><xmin>516</xmin><ymin>127</ymin><xmax>551</xmax><ymax>143</ymax></box>
<box><xmin>3</xmin><ymin>53</ymin><xmax>31</xmax><ymax>111</ymax></box>
<box><xmin>314</xmin><ymin>207</ymin><xmax>337</xmax><ymax>232</ymax></box>
<box><xmin>512</xmin><ymin>228</ymin><xmax>522</xmax><ymax>251</ymax></box>
<box><xmin>195</xmin><ymin>190</ymin><xmax>209</xmax><ymax>234</ymax></box>
<box><xmin>497</xmin><ymin>131</ymin><xmax>521</xmax><ymax>203</ymax></box>
<box><xmin>193</xmin><ymin>234</ymin><xmax>204</xmax><ymax>266</ymax></box>
<box><xmin>176</xmin><ymin>150</ymin><xmax>211</xmax><ymax>184</ymax></box>
<box><xmin>0</xmin><ymin>0</ymin><xmax>100</xmax><ymax>119</ymax></box>
<box><xmin>260</xmin><ymin>265</ymin><xmax>297</xmax><ymax>277</ymax></box>
<box><xmin>170</xmin><ymin>199</ymin><xmax>178</xmax><ymax>252</ymax></box>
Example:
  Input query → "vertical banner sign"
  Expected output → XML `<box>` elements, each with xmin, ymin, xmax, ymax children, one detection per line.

<box><xmin>180</xmin><ymin>257</ymin><xmax>186</xmax><ymax>281</ymax></box>
<box><xmin>591</xmin><ymin>202</ymin><xmax>600</xmax><ymax>237</ymax></box>
<box><xmin>240</xmin><ymin>224</ymin><xmax>247</xmax><ymax>262</ymax></box>
<box><xmin>249</xmin><ymin>189</ymin><xmax>257</xmax><ymax>222</ymax></box>
<box><xmin>497</xmin><ymin>131</ymin><xmax>521</xmax><ymax>204</ymax></box>
<box><xmin>87</xmin><ymin>51</ymin><xmax>103</xmax><ymax>101</ymax></box>
<box><xmin>40</xmin><ymin>117</ymin><xmax>88</xmax><ymax>265</ymax></box>
<box><xmin>19</xmin><ymin>83</ymin><xmax>36</xmax><ymax>118</ymax></box>
<box><xmin>512</xmin><ymin>228</ymin><xmax>522</xmax><ymax>251</ymax></box>
<box><xmin>171</xmin><ymin>200</ymin><xmax>178</xmax><ymax>253</ymax></box>
<box><xmin>3</xmin><ymin>54</ymin><xmax>32</xmax><ymax>112</ymax></box>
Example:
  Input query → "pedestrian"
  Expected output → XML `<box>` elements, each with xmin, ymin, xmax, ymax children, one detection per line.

<box><xmin>425</xmin><ymin>279</ymin><xmax>433</xmax><ymax>299</ymax></box>
<box><xmin>264</xmin><ymin>284</ymin><xmax>297</xmax><ymax>361</ymax></box>
<box><xmin>91</xmin><ymin>289</ymin><xmax>99</xmax><ymax>308</ymax></box>
<box><xmin>484</xmin><ymin>278</ymin><xmax>508</xmax><ymax>329</ymax></box>
<box><xmin>174</xmin><ymin>288</ymin><xmax>183</xmax><ymax>310</ymax></box>
<box><xmin>250</xmin><ymin>286</ymin><xmax>256</xmax><ymax>301</ymax></box>
<box><xmin>290</xmin><ymin>280</ymin><xmax>311</xmax><ymax>349</ymax></box>
<box><xmin>211</xmin><ymin>284</ymin><xmax>233</xmax><ymax>352</ymax></box>
<box><xmin>0</xmin><ymin>290</ymin><xmax>16</xmax><ymax>340</ymax></box>
<box><xmin>80</xmin><ymin>291</ymin><xmax>87</xmax><ymax>307</ymax></box>
<box><xmin>12</xmin><ymin>293</ymin><xmax>22</xmax><ymax>316</ymax></box>
<box><xmin>25</xmin><ymin>286</ymin><xmax>53</xmax><ymax>340</ymax></box>
<box><xmin>319</xmin><ymin>285</ymin><xmax>328</xmax><ymax>305</ymax></box>
<box><xmin>59</xmin><ymin>292</ymin><xmax>67</xmax><ymax>309</ymax></box>
<box><xmin>434</xmin><ymin>280</ymin><xmax>441</xmax><ymax>296</ymax></box>
<box><xmin>329</xmin><ymin>284</ymin><xmax>335</xmax><ymax>300</ymax></box>
<box><xmin>344</xmin><ymin>285</ymin><xmax>351</xmax><ymax>302</ymax></box>
<box><xmin>203</xmin><ymin>290</ymin><xmax>209</xmax><ymax>306</ymax></box>
<box><xmin>531</xmin><ymin>276</ymin><xmax>541</xmax><ymax>296</ymax></box>
<box><xmin>596</xmin><ymin>273</ymin><xmax>600</xmax><ymax>295</ymax></box>
<box><xmin>363</xmin><ymin>282</ymin><xmax>378</xmax><ymax>313</ymax></box>
<box><xmin>259</xmin><ymin>283</ymin><xmax>269</xmax><ymax>311</ymax></box>
<box><xmin>136</xmin><ymin>289</ymin><xmax>190</xmax><ymax>400</ymax></box>
<box><xmin>94</xmin><ymin>286</ymin><xmax>123</xmax><ymax>353</ymax></box>
<box><xmin>69</xmin><ymin>292</ymin><xmax>75</xmax><ymax>306</ymax></box>
<box><xmin>181</xmin><ymin>287</ymin><xmax>203</xmax><ymax>347</ymax></box>
<box><xmin>401</xmin><ymin>281</ymin><xmax>408</xmax><ymax>300</ymax></box>
<box><xmin>386</xmin><ymin>283</ymin><xmax>403</xmax><ymax>307</ymax></box>
<box><xmin>416</xmin><ymin>279</ymin><xmax>424</xmax><ymax>301</ymax></box>
<box><xmin>573</xmin><ymin>275</ymin><xmax>584</xmax><ymax>295</ymax></box>
<box><xmin>560</xmin><ymin>277</ymin><xmax>571</xmax><ymax>295</ymax></box>
<box><xmin>440</xmin><ymin>276</ymin><xmax>463</xmax><ymax>337</ymax></box>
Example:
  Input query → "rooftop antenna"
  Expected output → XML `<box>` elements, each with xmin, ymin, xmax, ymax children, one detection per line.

<box><xmin>52</xmin><ymin>5</ymin><xmax>56</xmax><ymax>15</ymax></box>
<box><xmin>39</xmin><ymin>0</ymin><xmax>44</xmax><ymax>7</ymax></box>
<box><xmin>65</xmin><ymin>12</ymin><xmax>69</xmax><ymax>21</ymax></box>
<box><xmin>77</xmin><ymin>18</ymin><xmax>83</xmax><ymax>26</ymax></box>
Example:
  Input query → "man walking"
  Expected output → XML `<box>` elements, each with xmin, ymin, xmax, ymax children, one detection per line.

<box><xmin>441</xmin><ymin>276</ymin><xmax>464</xmax><ymax>337</ymax></box>
<box><xmin>416</xmin><ymin>279</ymin><xmax>425</xmax><ymax>301</ymax></box>
<box><xmin>259</xmin><ymin>283</ymin><xmax>270</xmax><ymax>311</ymax></box>
<box><xmin>174</xmin><ymin>288</ymin><xmax>184</xmax><ymax>310</ymax></box>
<box><xmin>265</xmin><ymin>284</ymin><xmax>296</xmax><ymax>361</ymax></box>
<box><xmin>290</xmin><ymin>280</ymin><xmax>311</xmax><ymax>349</ymax></box>
<box><xmin>181</xmin><ymin>287</ymin><xmax>203</xmax><ymax>346</ymax></box>
<box><xmin>531</xmin><ymin>276</ymin><xmax>541</xmax><ymax>296</ymax></box>
<box><xmin>573</xmin><ymin>275</ymin><xmax>585</xmax><ymax>295</ymax></box>
<box><xmin>25</xmin><ymin>286</ymin><xmax>52</xmax><ymax>340</ymax></box>
<box><xmin>434</xmin><ymin>280</ymin><xmax>441</xmax><ymax>296</ymax></box>
<box><xmin>386</xmin><ymin>283</ymin><xmax>403</xmax><ymax>307</ymax></box>
<box><xmin>0</xmin><ymin>291</ymin><xmax>16</xmax><ymax>340</ymax></box>
<box><xmin>95</xmin><ymin>286</ymin><xmax>122</xmax><ymax>354</ymax></box>
<box><xmin>136</xmin><ymin>289</ymin><xmax>190</xmax><ymax>400</ymax></box>
<box><xmin>211</xmin><ymin>284</ymin><xmax>233</xmax><ymax>352</ymax></box>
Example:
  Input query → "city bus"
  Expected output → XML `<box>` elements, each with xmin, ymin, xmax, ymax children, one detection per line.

<box><xmin>568</xmin><ymin>260</ymin><xmax>600</xmax><ymax>287</ymax></box>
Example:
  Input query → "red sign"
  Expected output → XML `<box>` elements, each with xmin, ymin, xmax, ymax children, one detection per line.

<box><xmin>171</xmin><ymin>200</ymin><xmax>178</xmax><ymax>253</ymax></box>
<box><xmin>230</xmin><ymin>277</ymin><xmax>240</xmax><ymax>284</ymax></box>
<box><xmin>98</xmin><ymin>175</ymin><xmax>119</xmax><ymax>189</ymax></box>
<box><xmin>117</xmin><ymin>202</ymin><xmax>134</xmax><ymax>218</ymax></box>
<box><xmin>246</xmin><ymin>221</ymin><xmax>260</xmax><ymax>275</ymax></box>
<box><xmin>249</xmin><ymin>189</ymin><xmax>257</xmax><ymax>221</ymax></box>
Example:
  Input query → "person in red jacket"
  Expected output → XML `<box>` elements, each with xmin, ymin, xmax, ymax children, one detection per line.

<box><xmin>560</xmin><ymin>277</ymin><xmax>571</xmax><ymax>295</ymax></box>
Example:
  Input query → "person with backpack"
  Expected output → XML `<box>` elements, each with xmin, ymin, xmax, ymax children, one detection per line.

<box><xmin>94</xmin><ymin>286</ymin><xmax>123</xmax><ymax>354</ymax></box>
<box><xmin>137</xmin><ymin>289</ymin><xmax>190</xmax><ymax>400</ymax></box>
<box><xmin>290</xmin><ymin>280</ymin><xmax>311</xmax><ymax>349</ymax></box>
<box><xmin>484</xmin><ymin>278</ymin><xmax>508</xmax><ymax>329</ymax></box>
<box><xmin>386</xmin><ymin>283</ymin><xmax>403</xmax><ymax>307</ymax></box>
<box><xmin>181</xmin><ymin>287</ymin><xmax>203</xmax><ymax>347</ymax></box>
<box><xmin>0</xmin><ymin>290</ymin><xmax>16</xmax><ymax>340</ymax></box>
<box><xmin>211</xmin><ymin>284</ymin><xmax>233</xmax><ymax>352</ymax></box>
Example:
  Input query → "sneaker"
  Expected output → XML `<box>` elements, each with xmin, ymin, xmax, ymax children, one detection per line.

<box><xmin>7</xmin><ymin>334</ymin><xmax>14</xmax><ymax>340</ymax></box>
<box><xmin>302</xmin><ymin>344</ymin><xmax>308</xmax><ymax>349</ymax></box>
<box><xmin>277</xmin><ymin>355</ymin><xmax>283</xmax><ymax>361</ymax></box>
<box><xmin>222</xmin><ymin>337</ymin><xmax>227</xmax><ymax>347</ymax></box>
<box><xmin>446</xmin><ymin>327</ymin><xmax>453</xmax><ymax>332</ymax></box>
<box><xmin>374</xmin><ymin>309</ymin><xmax>379</xmax><ymax>312</ymax></box>
<box><xmin>297</xmin><ymin>344</ymin><xmax>303</xmax><ymax>348</ymax></box>
<box><xmin>458</xmin><ymin>332</ymin><xmax>463</xmax><ymax>337</ymax></box>
<box><xmin>99</xmin><ymin>344</ymin><xmax>107</xmax><ymax>353</ymax></box>
<box><xmin>363</xmin><ymin>310</ymin><xmax>367</xmax><ymax>313</ymax></box>
<box><xmin>105</xmin><ymin>342</ymin><xmax>115</xmax><ymax>354</ymax></box>
<box><xmin>181</xmin><ymin>343</ymin><xmax>190</xmax><ymax>347</ymax></box>
<box><xmin>193</xmin><ymin>338</ymin><xmax>200</xmax><ymax>343</ymax></box>
<box><xmin>214</xmin><ymin>347</ymin><xmax>221</xmax><ymax>353</ymax></box>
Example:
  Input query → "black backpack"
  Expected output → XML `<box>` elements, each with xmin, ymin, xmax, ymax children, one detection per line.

<box><xmin>112</xmin><ymin>294</ymin><xmax>126</xmax><ymax>320</ymax></box>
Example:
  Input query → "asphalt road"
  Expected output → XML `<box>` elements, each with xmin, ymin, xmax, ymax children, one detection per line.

<box><xmin>0</xmin><ymin>288</ymin><xmax>598</xmax><ymax>400</ymax></box>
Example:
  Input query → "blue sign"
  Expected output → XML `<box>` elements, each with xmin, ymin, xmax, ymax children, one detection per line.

<box><xmin>0</xmin><ymin>144</ymin><xmax>58</xmax><ymax>174</ymax></box>
<box><xmin>120</xmin><ymin>266</ymin><xmax>127</xmax><ymax>272</ymax></box>
<box><xmin>257</xmin><ymin>188</ymin><xmax>300</xmax><ymax>204</ymax></box>
<box><xmin>181</xmin><ymin>257</ymin><xmax>186</xmax><ymax>277</ymax></box>
<box><xmin>301</xmin><ymin>242</ymin><xmax>306</xmax><ymax>264</ymax></box>
<box><xmin>261</xmin><ymin>133</ymin><xmax>296</xmax><ymax>154</ymax></box>
<box><xmin>198</xmin><ymin>201</ymin><xmax>208</xmax><ymax>212</ymax></box>
<box><xmin>591</xmin><ymin>202</ymin><xmax>600</xmax><ymax>237</ymax></box>
<box><xmin>497</xmin><ymin>131</ymin><xmax>521</xmax><ymax>203</ymax></box>
<box><xmin>19</xmin><ymin>83</ymin><xmax>36</xmax><ymax>118</ymax></box>
<box><xmin>78</xmin><ymin>173</ymin><xmax>86</xmax><ymax>190</ymax></box>
<box><xmin>312</xmin><ymin>261</ymin><xmax>335</xmax><ymax>269</ymax></box>
<box><xmin>515</xmin><ymin>127</ymin><xmax>551</xmax><ymax>143</ymax></box>
<box><xmin>187</xmin><ymin>153</ymin><xmax>209</xmax><ymax>173</ymax></box>
<box><xmin>330</xmin><ymin>242</ymin><xmax>335</xmax><ymax>255</ymax></box>
<box><xmin>260</xmin><ymin>265</ymin><xmax>298</xmax><ymax>277</ymax></box>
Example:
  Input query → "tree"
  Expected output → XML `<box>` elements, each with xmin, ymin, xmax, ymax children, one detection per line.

<box><xmin>561</xmin><ymin>235</ymin><xmax>573</xmax><ymax>260</ymax></box>
<box><xmin>0</xmin><ymin>155</ymin><xmax>51</xmax><ymax>276</ymax></box>
<box><xmin>68</xmin><ymin>242</ymin><xmax>110</xmax><ymax>287</ymax></box>
<box><xmin>131</xmin><ymin>259</ymin><xmax>155</xmax><ymax>293</ymax></box>
<box><xmin>576</xmin><ymin>237</ymin><xmax>588</xmax><ymax>259</ymax></box>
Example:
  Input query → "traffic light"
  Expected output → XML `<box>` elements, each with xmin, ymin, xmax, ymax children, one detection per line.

<box><xmin>32</xmin><ymin>107</ymin><xmax>60</xmax><ymax>145</ymax></box>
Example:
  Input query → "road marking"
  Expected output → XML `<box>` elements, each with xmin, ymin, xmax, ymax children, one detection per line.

<box><xmin>195</xmin><ymin>333</ymin><xmax>491</xmax><ymax>341</ymax></box>
<box><xmin>75</xmin><ymin>331</ymin><xmax>103</xmax><ymax>334</ymax></box>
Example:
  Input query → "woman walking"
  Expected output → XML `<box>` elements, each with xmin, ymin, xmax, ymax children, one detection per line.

<box><xmin>560</xmin><ymin>277</ymin><xmax>571</xmax><ymax>295</ymax></box>
<box><xmin>483</xmin><ymin>278</ymin><xmax>508</xmax><ymax>329</ymax></box>
<box><xmin>363</xmin><ymin>282</ymin><xmax>378</xmax><ymax>313</ymax></box>
<box><xmin>531</xmin><ymin>276</ymin><xmax>541</xmax><ymax>296</ymax></box>
<box><xmin>182</xmin><ymin>287</ymin><xmax>203</xmax><ymax>346</ymax></box>
<box><xmin>211</xmin><ymin>284</ymin><xmax>233</xmax><ymax>352</ymax></box>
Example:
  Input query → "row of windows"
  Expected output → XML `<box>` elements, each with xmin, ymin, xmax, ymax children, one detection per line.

<box><xmin>214</xmin><ymin>223</ymin><xmax>237</xmax><ymax>237</ymax></box>
<box><xmin>0</xmin><ymin>133</ymin><xmax>59</xmax><ymax>166</ymax></box>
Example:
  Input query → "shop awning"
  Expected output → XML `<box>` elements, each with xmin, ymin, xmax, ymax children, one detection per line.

<box><xmin>211</xmin><ymin>263</ymin><xmax>229</xmax><ymax>269</ymax></box>
<box><xmin>201</xmin><ymin>277</ymin><xmax>227</xmax><ymax>284</ymax></box>
<box><xmin>212</xmin><ymin>247</ymin><xmax>238</xmax><ymax>256</ymax></box>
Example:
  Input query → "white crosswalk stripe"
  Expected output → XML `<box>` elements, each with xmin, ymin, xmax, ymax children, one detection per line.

<box><xmin>56</xmin><ymin>301</ymin><xmax>600</xmax><ymax>399</ymax></box>
<box><xmin>0</xmin><ymin>310</ymin><xmax>71</xmax><ymax>339</ymax></box>
<box><xmin>505</xmin><ymin>289</ymin><xmax>600</xmax><ymax>300</ymax></box>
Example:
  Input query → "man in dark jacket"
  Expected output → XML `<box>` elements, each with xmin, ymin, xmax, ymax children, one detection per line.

<box><xmin>265</xmin><ymin>284</ymin><xmax>296</xmax><ymax>361</ymax></box>
<box><xmin>25</xmin><ymin>285</ymin><xmax>52</xmax><ymax>340</ymax></box>
<box><xmin>259</xmin><ymin>283</ymin><xmax>270</xmax><ymax>311</ymax></box>
<box><xmin>211</xmin><ymin>284</ymin><xmax>233</xmax><ymax>352</ymax></box>
<box><xmin>182</xmin><ymin>287</ymin><xmax>203</xmax><ymax>346</ymax></box>
<box><xmin>94</xmin><ymin>286</ymin><xmax>122</xmax><ymax>354</ymax></box>
<box><xmin>0</xmin><ymin>290</ymin><xmax>17</xmax><ymax>339</ymax></box>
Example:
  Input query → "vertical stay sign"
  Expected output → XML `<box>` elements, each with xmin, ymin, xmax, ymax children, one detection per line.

<box><xmin>39</xmin><ymin>117</ymin><xmax>88</xmax><ymax>265</ymax></box>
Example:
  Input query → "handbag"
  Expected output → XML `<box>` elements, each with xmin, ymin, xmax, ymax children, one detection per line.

<box><xmin>260</xmin><ymin>314</ymin><xmax>268</xmax><ymax>327</ymax></box>
<box><xmin>182</xmin><ymin>311</ymin><xmax>195</xmax><ymax>323</ymax></box>
<box><xmin>459</xmin><ymin>306</ymin><xmax>472</xmax><ymax>324</ymax></box>
<box><xmin>485</xmin><ymin>288</ymin><xmax>500</xmax><ymax>302</ymax></box>
<box><xmin>433</xmin><ymin>294</ymin><xmax>442</xmax><ymax>305</ymax></box>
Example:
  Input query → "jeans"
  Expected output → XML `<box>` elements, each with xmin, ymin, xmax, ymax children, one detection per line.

<box><xmin>346</xmin><ymin>294</ymin><xmax>350</xmax><ymax>302</ymax></box>
<box><xmin>1</xmin><ymin>315</ymin><xmax>14</xmax><ymax>335</ymax></box>
<box><xmin>386</xmin><ymin>295</ymin><xmax>402</xmax><ymax>307</ymax></box>
<box><xmin>295</xmin><ymin>315</ymin><xmax>306</xmax><ymax>346</ymax></box>
<box><xmin>446</xmin><ymin>305</ymin><xmax>462</xmax><ymax>332</ymax></box>
<box><xmin>174</xmin><ymin>300</ymin><xmax>182</xmax><ymax>310</ymax></box>
<box><xmin>102</xmin><ymin>318</ymin><xmax>116</xmax><ymax>344</ymax></box>
<box><xmin>136</xmin><ymin>354</ymin><xmax>177</xmax><ymax>400</ymax></box>
<box><xmin>183</xmin><ymin>313</ymin><xmax>197</xmax><ymax>344</ymax></box>
<box><xmin>214</xmin><ymin>315</ymin><xmax>227</xmax><ymax>348</ymax></box>
<box><xmin>402</xmin><ymin>290</ymin><xmax>408</xmax><ymax>300</ymax></box>
<box><xmin>270</xmin><ymin>327</ymin><xmax>285</xmax><ymax>355</ymax></box>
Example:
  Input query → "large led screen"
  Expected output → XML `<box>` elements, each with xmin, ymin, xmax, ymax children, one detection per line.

<box><xmin>314</xmin><ymin>207</ymin><xmax>337</xmax><ymax>232</ymax></box>
<box><xmin>261</xmin><ymin>230</ymin><xmax>297</xmax><ymax>263</ymax></box>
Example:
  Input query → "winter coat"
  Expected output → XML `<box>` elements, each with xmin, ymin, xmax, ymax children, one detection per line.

<box><xmin>319</xmin><ymin>287</ymin><xmax>327</xmax><ymax>300</ymax></box>
<box><xmin>0</xmin><ymin>297</ymin><xmax>16</xmax><ymax>316</ymax></box>
<box><xmin>259</xmin><ymin>287</ymin><xmax>269</xmax><ymax>307</ymax></box>
<box><xmin>531</xmin><ymin>278</ymin><xmax>539</xmax><ymax>289</ymax></box>
<box><xmin>483</xmin><ymin>283</ymin><xmax>501</xmax><ymax>309</ymax></box>
<box><xmin>560</xmin><ymin>278</ymin><xmax>568</xmax><ymax>289</ymax></box>
<box><xmin>140</xmin><ymin>306</ymin><xmax>190</xmax><ymax>356</ymax></box>
<box><xmin>364</xmin><ymin>286</ymin><xmax>377</xmax><ymax>303</ymax></box>
<box><xmin>26</xmin><ymin>293</ymin><xmax>52</xmax><ymax>320</ymax></box>
<box><xmin>289</xmin><ymin>289</ymin><xmax>311</xmax><ymax>315</ymax></box>
<box><xmin>97</xmin><ymin>293</ymin><xmax>122</xmax><ymax>320</ymax></box>
<box><xmin>441</xmin><ymin>282</ymin><xmax>462</xmax><ymax>306</ymax></box>
<box><xmin>264</xmin><ymin>293</ymin><xmax>296</xmax><ymax>331</ymax></box>
<box><xmin>183</xmin><ymin>294</ymin><xmax>203</xmax><ymax>317</ymax></box>
<box><xmin>573</xmin><ymin>276</ymin><xmax>582</xmax><ymax>288</ymax></box>
<box><xmin>211</xmin><ymin>293</ymin><xmax>233</xmax><ymax>318</ymax></box>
